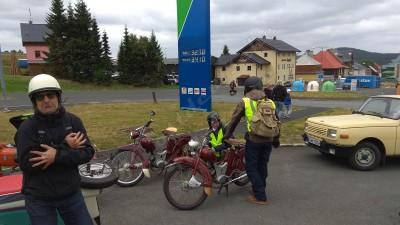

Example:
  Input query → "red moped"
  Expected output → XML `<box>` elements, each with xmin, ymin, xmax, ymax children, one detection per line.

<box><xmin>112</xmin><ymin>111</ymin><xmax>191</xmax><ymax>187</ymax></box>
<box><xmin>163</xmin><ymin>136</ymin><xmax>248</xmax><ymax>210</ymax></box>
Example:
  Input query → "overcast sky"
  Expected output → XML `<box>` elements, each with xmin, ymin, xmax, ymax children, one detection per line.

<box><xmin>1</xmin><ymin>0</ymin><xmax>399</xmax><ymax>58</ymax></box>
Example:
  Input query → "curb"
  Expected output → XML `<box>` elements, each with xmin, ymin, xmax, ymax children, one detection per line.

<box><xmin>279</xmin><ymin>143</ymin><xmax>306</xmax><ymax>147</ymax></box>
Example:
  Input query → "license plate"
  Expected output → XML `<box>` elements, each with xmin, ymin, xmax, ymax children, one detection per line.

<box><xmin>308</xmin><ymin>136</ymin><xmax>321</xmax><ymax>146</ymax></box>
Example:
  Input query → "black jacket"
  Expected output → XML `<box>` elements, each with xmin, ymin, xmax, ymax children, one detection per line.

<box><xmin>272</xmin><ymin>85</ymin><xmax>287</xmax><ymax>102</ymax></box>
<box><xmin>15</xmin><ymin>106</ymin><xmax>94</xmax><ymax>199</ymax></box>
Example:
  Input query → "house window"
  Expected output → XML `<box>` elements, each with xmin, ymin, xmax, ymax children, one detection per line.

<box><xmin>260</xmin><ymin>65</ymin><xmax>263</xmax><ymax>70</ymax></box>
<box><xmin>222</xmin><ymin>66</ymin><xmax>226</xmax><ymax>71</ymax></box>
<box><xmin>222</xmin><ymin>78</ymin><xmax>226</xmax><ymax>81</ymax></box>
<box><xmin>236</xmin><ymin>66</ymin><xmax>240</xmax><ymax>71</ymax></box>
<box><xmin>283</xmin><ymin>64</ymin><xmax>285</xmax><ymax>69</ymax></box>
<box><xmin>278</xmin><ymin>64</ymin><xmax>280</xmax><ymax>70</ymax></box>
<box><xmin>35</xmin><ymin>50</ymin><xmax>41</xmax><ymax>58</ymax></box>
<box><xmin>247</xmin><ymin>66</ymin><xmax>251</xmax><ymax>71</ymax></box>
<box><xmin>287</xmin><ymin>64</ymin><xmax>290</xmax><ymax>68</ymax></box>
<box><xmin>264</xmin><ymin>52</ymin><xmax>268</xmax><ymax>57</ymax></box>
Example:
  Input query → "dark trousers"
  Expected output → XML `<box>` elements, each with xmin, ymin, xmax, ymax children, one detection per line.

<box><xmin>245</xmin><ymin>139</ymin><xmax>272</xmax><ymax>201</ymax></box>
<box><xmin>25</xmin><ymin>191</ymin><xmax>93</xmax><ymax>225</ymax></box>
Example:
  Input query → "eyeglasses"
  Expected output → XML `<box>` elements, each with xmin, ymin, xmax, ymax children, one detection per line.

<box><xmin>35</xmin><ymin>92</ymin><xmax>57</xmax><ymax>101</ymax></box>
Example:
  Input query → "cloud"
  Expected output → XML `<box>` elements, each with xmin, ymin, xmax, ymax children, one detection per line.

<box><xmin>1</xmin><ymin>0</ymin><xmax>399</xmax><ymax>58</ymax></box>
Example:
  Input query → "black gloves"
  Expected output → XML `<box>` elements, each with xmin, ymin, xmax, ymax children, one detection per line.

<box><xmin>272</xmin><ymin>136</ymin><xmax>280</xmax><ymax>148</ymax></box>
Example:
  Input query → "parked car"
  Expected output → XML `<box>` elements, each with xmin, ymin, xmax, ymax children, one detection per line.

<box><xmin>163</xmin><ymin>74</ymin><xmax>177</xmax><ymax>85</ymax></box>
<box><xmin>303</xmin><ymin>95</ymin><xmax>400</xmax><ymax>171</ymax></box>
<box><xmin>342</xmin><ymin>82</ymin><xmax>351</xmax><ymax>90</ymax></box>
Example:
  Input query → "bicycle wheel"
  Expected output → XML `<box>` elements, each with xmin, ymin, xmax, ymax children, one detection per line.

<box><xmin>79</xmin><ymin>162</ymin><xmax>118</xmax><ymax>189</ymax></box>
<box><xmin>163</xmin><ymin>165</ymin><xmax>207</xmax><ymax>210</ymax></box>
<box><xmin>112</xmin><ymin>150</ymin><xmax>144</xmax><ymax>187</ymax></box>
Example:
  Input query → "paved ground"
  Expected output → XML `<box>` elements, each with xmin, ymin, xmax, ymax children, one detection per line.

<box><xmin>97</xmin><ymin>147</ymin><xmax>400</xmax><ymax>225</ymax></box>
<box><xmin>1</xmin><ymin>85</ymin><xmax>395</xmax><ymax>110</ymax></box>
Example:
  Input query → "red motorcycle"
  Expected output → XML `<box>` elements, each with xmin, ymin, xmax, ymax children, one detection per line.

<box><xmin>112</xmin><ymin>111</ymin><xmax>191</xmax><ymax>187</ymax></box>
<box><xmin>163</xmin><ymin>136</ymin><xmax>248</xmax><ymax>210</ymax></box>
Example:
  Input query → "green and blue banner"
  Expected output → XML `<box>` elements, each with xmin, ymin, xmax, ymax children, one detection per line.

<box><xmin>177</xmin><ymin>0</ymin><xmax>211</xmax><ymax>112</ymax></box>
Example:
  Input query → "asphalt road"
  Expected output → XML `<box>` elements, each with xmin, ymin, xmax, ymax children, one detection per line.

<box><xmin>97</xmin><ymin>147</ymin><xmax>400</xmax><ymax>225</ymax></box>
<box><xmin>1</xmin><ymin>85</ymin><xmax>396</xmax><ymax>110</ymax></box>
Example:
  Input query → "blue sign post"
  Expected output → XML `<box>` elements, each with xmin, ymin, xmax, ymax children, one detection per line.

<box><xmin>177</xmin><ymin>0</ymin><xmax>211</xmax><ymax>112</ymax></box>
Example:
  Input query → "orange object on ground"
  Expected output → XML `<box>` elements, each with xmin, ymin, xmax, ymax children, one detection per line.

<box><xmin>0</xmin><ymin>144</ymin><xmax>17</xmax><ymax>167</ymax></box>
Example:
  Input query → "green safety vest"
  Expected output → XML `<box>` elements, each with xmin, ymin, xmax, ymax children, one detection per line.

<box><xmin>209</xmin><ymin>128</ymin><xmax>224</xmax><ymax>148</ymax></box>
<box><xmin>242</xmin><ymin>97</ymin><xmax>276</xmax><ymax>132</ymax></box>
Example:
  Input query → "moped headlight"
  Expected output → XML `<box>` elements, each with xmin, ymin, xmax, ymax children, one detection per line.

<box><xmin>327</xmin><ymin>129</ymin><xmax>337</xmax><ymax>138</ymax></box>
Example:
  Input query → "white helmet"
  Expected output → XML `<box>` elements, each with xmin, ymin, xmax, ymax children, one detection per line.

<box><xmin>28</xmin><ymin>74</ymin><xmax>62</xmax><ymax>97</ymax></box>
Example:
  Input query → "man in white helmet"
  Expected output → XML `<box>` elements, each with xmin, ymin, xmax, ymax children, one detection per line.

<box><xmin>15</xmin><ymin>74</ymin><xmax>94</xmax><ymax>225</ymax></box>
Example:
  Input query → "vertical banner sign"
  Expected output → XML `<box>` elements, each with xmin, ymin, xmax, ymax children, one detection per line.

<box><xmin>177</xmin><ymin>0</ymin><xmax>211</xmax><ymax>112</ymax></box>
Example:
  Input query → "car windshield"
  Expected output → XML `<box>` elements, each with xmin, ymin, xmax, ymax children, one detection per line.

<box><xmin>358</xmin><ymin>97</ymin><xmax>400</xmax><ymax>120</ymax></box>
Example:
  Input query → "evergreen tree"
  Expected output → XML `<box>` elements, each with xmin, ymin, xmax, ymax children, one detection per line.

<box><xmin>74</xmin><ymin>0</ymin><xmax>93</xmax><ymax>82</ymax></box>
<box><xmin>45</xmin><ymin>0</ymin><xmax>68</xmax><ymax>78</ymax></box>
<box><xmin>90</xmin><ymin>19</ymin><xmax>103</xmax><ymax>68</ymax></box>
<box><xmin>145</xmin><ymin>30</ymin><xmax>164</xmax><ymax>87</ymax></box>
<box><xmin>117</xmin><ymin>26</ymin><xmax>133</xmax><ymax>84</ymax></box>
<box><xmin>96</xmin><ymin>31</ymin><xmax>113</xmax><ymax>85</ymax></box>
<box><xmin>222</xmin><ymin>45</ymin><xmax>230</xmax><ymax>55</ymax></box>
<box><xmin>64</xmin><ymin>3</ymin><xmax>75</xmax><ymax>79</ymax></box>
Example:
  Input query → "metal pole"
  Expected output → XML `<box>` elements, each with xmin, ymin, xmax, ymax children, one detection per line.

<box><xmin>0</xmin><ymin>44</ymin><xmax>10</xmax><ymax>112</ymax></box>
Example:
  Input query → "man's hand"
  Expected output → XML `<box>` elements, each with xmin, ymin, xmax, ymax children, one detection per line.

<box><xmin>29</xmin><ymin>144</ymin><xmax>57</xmax><ymax>169</ymax></box>
<box><xmin>65</xmin><ymin>131</ymin><xmax>87</xmax><ymax>149</ymax></box>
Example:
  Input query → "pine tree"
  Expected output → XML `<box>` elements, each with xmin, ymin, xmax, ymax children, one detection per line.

<box><xmin>96</xmin><ymin>31</ymin><xmax>113</xmax><ymax>85</ymax></box>
<box><xmin>64</xmin><ymin>3</ymin><xmax>76</xmax><ymax>79</ymax></box>
<box><xmin>117</xmin><ymin>26</ymin><xmax>133</xmax><ymax>84</ymax></box>
<box><xmin>70</xmin><ymin>0</ymin><xmax>95</xmax><ymax>82</ymax></box>
<box><xmin>145</xmin><ymin>30</ymin><xmax>164</xmax><ymax>87</ymax></box>
<box><xmin>45</xmin><ymin>0</ymin><xmax>68</xmax><ymax>78</ymax></box>
<box><xmin>222</xmin><ymin>45</ymin><xmax>230</xmax><ymax>55</ymax></box>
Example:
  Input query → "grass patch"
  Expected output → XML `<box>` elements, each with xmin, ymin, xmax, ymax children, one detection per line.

<box><xmin>291</xmin><ymin>91</ymin><xmax>367</xmax><ymax>100</ymax></box>
<box><xmin>280</xmin><ymin>108</ymin><xmax>353</xmax><ymax>144</ymax></box>
<box><xmin>2</xmin><ymin>74</ymin><xmax>178</xmax><ymax>93</ymax></box>
<box><xmin>0</xmin><ymin>102</ymin><xmax>236</xmax><ymax>150</ymax></box>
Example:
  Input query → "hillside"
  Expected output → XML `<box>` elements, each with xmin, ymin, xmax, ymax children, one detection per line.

<box><xmin>335</xmin><ymin>47</ymin><xmax>399</xmax><ymax>65</ymax></box>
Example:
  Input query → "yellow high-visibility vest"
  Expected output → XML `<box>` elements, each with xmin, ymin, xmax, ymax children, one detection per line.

<box><xmin>209</xmin><ymin>128</ymin><xmax>224</xmax><ymax>148</ymax></box>
<box><xmin>242</xmin><ymin>97</ymin><xmax>275</xmax><ymax>132</ymax></box>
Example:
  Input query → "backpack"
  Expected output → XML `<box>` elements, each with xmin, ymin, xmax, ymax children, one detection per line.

<box><xmin>249</xmin><ymin>99</ymin><xmax>281</xmax><ymax>138</ymax></box>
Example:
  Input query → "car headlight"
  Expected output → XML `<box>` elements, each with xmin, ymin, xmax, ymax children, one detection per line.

<box><xmin>327</xmin><ymin>129</ymin><xmax>337</xmax><ymax>138</ymax></box>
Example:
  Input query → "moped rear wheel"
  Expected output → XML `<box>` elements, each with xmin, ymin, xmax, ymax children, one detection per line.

<box><xmin>163</xmin><ymin>165</ymin><xmax>207</xmax><ymax>210</ymax></box>
<box><xmin>232</xmin><ymin>170</ymin><xmax>249</xmax><ymax>186</ymax></box>
<box><xmin>112</xmin><ymin>150</ymin><xmax>144</xmax><ymax>187</ymax></box>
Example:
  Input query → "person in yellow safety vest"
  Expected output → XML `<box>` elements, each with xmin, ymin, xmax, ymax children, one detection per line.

<box><xmin>207</xmin><ymin>112</ymin><xmax>227</xmax><ymax>161</ymax></box>
<box><xmin>223</xmin><ymin>76</ymin><xmax>280</xmax><ymax>205</ymax></box>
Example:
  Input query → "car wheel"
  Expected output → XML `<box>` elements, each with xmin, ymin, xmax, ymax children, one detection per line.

<box><xmin>348</xmin><ymin>142</ymin><xmax>381</xmax><ymax>171</ymax></box>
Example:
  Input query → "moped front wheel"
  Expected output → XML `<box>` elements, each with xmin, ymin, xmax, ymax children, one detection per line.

<box><xmin>163</xmin><ymin>165</ymin><xmax>207</xmax><ymax>210</ymax></box>
<box><xmin>112</xmin><ymin>150</ymin><xmax>144</xmax><ymax>187</ymax></box>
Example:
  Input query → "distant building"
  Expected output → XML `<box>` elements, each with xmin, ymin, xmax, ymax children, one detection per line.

<box><xmin>330</xmin><ymin>49</ymin><xmax>354</xmax><ymax>75</ymax></box>
<box><xmin>295</xmin><ymin>50</ymin><xmax>322</xmax><ymax>81</ymax></box>
<box><xmin>20</xmin><ymin>21</ymin><xmax>50</xmax><ymax>76</ymax></box>
<box><xmin>214</xmin><ymin>36</ymin><xmax>300</xmax><ymax>85</ymax></box>
<box><xmin>163</xmin><ymin>58</ymin><xmax>179</xmax><ymax>75</ymax></box>
<box><xmin>313</xmin><ymin>50</ymin><xmax>346</xmax><ymax>79</ymax></box>
<box><xmin>382</xmin><ymin>55</ymin><xmax>400</xmax><ymax>80</ymax></box>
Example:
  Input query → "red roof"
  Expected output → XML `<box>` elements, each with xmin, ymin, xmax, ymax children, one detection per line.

<box><xmin>313</xmin><ymin>50</ymin><xmax>345</xmax><ymax>69</ymax></box>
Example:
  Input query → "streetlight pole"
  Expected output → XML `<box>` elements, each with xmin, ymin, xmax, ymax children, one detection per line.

<box><xmin>0</xmin><ymin>44</ymin><xmax>9</xmax><ymax>112</ymax></box>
